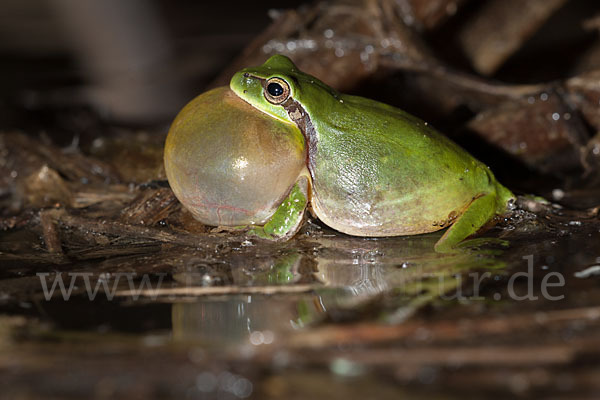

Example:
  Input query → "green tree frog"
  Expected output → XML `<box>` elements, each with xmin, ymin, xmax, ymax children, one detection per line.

<box><xmin>166</xmin><ymin>55</ymin><xmax>515</xmax><ymax>252</ymax></box>
<box><xmin>230</xmin><ymin>55</ymin><xmax>515</xmax><ymax>251</ymax></box>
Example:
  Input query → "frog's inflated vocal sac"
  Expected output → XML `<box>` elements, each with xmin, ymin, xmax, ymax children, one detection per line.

<box><xmin>168</xmin><ymin>55</ymin><xmax>515</xmax><ymax>252</ymax></box>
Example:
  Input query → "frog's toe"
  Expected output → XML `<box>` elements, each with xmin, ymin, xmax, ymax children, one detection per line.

<box><xmin>247</xmin><ymin>226</ymin><xmax>276</xmax><ymax>241</ymax></box>
<box><xmin>434</xmin><ymin>193</ymin><xmax>498</xmax><ymax>253</ymax></box>
<box><xmin>246</xmin><ymin>178</ymin><xmax>309</xmax><ymax>242</ymax></box>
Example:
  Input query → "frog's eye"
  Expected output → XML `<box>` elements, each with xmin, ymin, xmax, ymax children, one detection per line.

<box><xmin>264</xmin><ymin>77</ymin><xmax>290</xmax><ymax>104</ymax></box>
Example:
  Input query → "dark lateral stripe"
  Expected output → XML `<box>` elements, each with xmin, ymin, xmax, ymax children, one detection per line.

<box><xmin>282</xmin><ymin>98</ymin><xmax>318</xmax><ymax>180</ymax></box>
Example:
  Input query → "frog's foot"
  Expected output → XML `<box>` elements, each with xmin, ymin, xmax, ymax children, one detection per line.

<box><xmin>247</xmin><ymin>177</ymin><xmax>308</xmax><ymax>241</ymax></box>
<box><xmin>434</xmin><ymin>193</ymin><xmax>498</xmax><ymax>253</ymax></box>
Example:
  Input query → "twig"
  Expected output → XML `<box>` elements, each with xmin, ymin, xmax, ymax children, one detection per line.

<box><xmin>116</xmin><ymin>284</ymin><xmax>315</xmax><ymax>297</ymax></box>
<box><xmin>306</xmin><ymin>344</ymin><xmax>575</xmax><ymax>367</ymax></box>
<box><xmin>56</xmin><ymin>212</ymin><xmax>228</xmax><ymax>249</ymax></box>
<box><xmin>288</xmin><ymin>305</ymin><xmax>600</xmax><ymax>348</ymax></box>
<box><xmin>40</xmin><ymin>210</ymin><xmax>63</xmax><ymax>254</ymax></box>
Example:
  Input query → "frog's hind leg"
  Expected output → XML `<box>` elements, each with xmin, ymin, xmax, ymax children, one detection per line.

<box><xmin>434</xmin><ymin>193</ymin><xmax>497</xmax><ymax>253</ymax></box>
<box><xmin>248</xmin><ymin>176</ymin><xmax>309</xmax><ymax>241</ymax></box>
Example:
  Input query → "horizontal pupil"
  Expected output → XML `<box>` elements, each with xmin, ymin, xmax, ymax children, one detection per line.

<box><xmin>267</xmin><ymin>82</ymin><xmax>284</xmax><ymax>97</ymax></box>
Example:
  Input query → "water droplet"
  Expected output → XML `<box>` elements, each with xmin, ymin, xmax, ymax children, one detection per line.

<box><xmin>552</xmin><ymin>112</ymin><xmax>560</xmax><ymax>121</ymax></box>
<box><xmin>324</xmin><ymin>29</ymin><xmax>334</xmax><ymax>39</ymax></box>
<box><xmin>274</xmin><ymin>42</ymin><xmax>285</xmax><ymax>52</ymax></box>
<box><xmin>286</xmin><ymin>41</ymin><xmax>297</xmax><ymax>51</ymax></box>
<box><xmin>263</xmin><ymin>330</ymin><xmax>274</xmax><ymax>344</ymax></box>
<box><xmin>92</xmin><ymin>137</ymin><xmax>104</xmax><ymax>148</ymax></box>
<box><xmin>249</xmin><ymin>331</ymin><xmax>264</xmax><ymax>345</ymax></box>
<box><xmin>552</xmin><ymin>188</ymin><xmax>565</xmax><ymax>200</ymax></box>
<box><xmin>540</xmin><ymin>93</ymin><xmax>549</xmax><ymax>101</ymax></box>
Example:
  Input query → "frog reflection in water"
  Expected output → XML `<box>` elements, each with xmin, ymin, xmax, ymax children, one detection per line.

<box><xmin>165</xmin><ymin>55</ymin><xmax>514</xmax><ymax>252</ymax></box>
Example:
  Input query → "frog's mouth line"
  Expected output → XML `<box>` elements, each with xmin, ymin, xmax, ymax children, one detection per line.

<box><xmin>245</xmin><ymin>73</ymin><xmax>319</xmax><ymax>183</ymax></box>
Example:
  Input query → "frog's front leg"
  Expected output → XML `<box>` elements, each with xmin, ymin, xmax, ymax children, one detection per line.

<box><xmin>434</xmin><ymin>193</ymin><xmax>498</xmax><ymax>253</ymax></box>
<box><xmin>247</xmin><ymin>176</ymin><xmax>309</xmax><ymax>240</ymax></box>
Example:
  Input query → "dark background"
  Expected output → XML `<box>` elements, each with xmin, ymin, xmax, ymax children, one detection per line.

<box><xmin>2</xmin><ymin>0</ymin><xmax>599</xmax><ymax>130</ymax></box>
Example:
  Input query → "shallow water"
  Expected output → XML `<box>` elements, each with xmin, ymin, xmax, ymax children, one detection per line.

<box><xmin>2</xmin><ymin>215</ymin><xmax>600</xmax><ymax>399</ymax></box>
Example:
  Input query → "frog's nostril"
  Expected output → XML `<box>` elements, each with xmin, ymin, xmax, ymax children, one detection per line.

<box><xmin>243</xmin><ymin>72</ymin><xmax>249</xmax><ymax>78</ymax></box>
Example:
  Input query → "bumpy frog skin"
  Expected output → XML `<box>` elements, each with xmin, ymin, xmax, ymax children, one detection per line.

<box><xmin>229</xmin><ymin>55</ymin><xmax>515</xmax><ymax>251</ymax></box>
